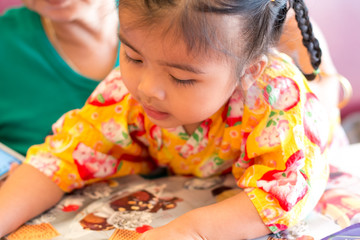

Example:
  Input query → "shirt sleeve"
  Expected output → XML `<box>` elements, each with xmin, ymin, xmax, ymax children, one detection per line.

<box><xmin>232</xmin><ymin>55</ymin><xmax>330</xmax><ymax>233</ymax></box>
<box><xmin>24</xmin><ymin>68</ymin><xmax>155</xmax><ymax>192</ymax></box>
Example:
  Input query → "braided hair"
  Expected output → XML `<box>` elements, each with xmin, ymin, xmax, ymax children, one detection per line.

<box><xmin>270</xmin><ymin>0</ymin><xmax>322</xmax><ymax>80</ymax></box>
<box><xmin>291</xmin><ymin>0</ymin><xmax>322</xmax><ymax>80</ymax></box>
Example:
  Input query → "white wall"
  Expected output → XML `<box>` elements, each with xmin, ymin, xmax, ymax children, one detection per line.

<box><xmin>307</xmin><ymin>0</ymin><xmax>360</xmax><ymax>117</ymax></box>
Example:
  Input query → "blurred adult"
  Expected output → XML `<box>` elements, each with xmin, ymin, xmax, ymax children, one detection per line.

<box><xmin>0</xmin><ymin>0</ymin><xmax>120</xmax><ymax>155</ymax></box>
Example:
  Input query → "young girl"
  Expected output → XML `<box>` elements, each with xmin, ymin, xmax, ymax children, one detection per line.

<box><xmin>0</xmin><ymin>0</ymin><xmax>334</xmax><ymax>239</ymax></box>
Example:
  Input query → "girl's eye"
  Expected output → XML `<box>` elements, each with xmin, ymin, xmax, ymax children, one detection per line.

<box><xmin>170</xmin><ymin>74</ymin><xmax>196</xmax><ymax>87</ymax></box>
<box><xmin>124</xmin><ymin>52</ymin><xmax>143</xmax><ymax>64</ymax></box>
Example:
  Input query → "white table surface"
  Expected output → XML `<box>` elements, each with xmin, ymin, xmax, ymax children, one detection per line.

<box><xmin>329</xmin><ymin>143</ymin><xmax>360</xmax><ymax>178</ymax></box>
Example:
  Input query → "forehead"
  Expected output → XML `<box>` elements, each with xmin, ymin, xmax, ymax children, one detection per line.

<box><xmin>118</xmin><ymin>3</ymin><xmax>243</xmax><ymax>62</ymax></box>
<box><xmin>119</xmin><ymin>14</ymin><xmax>239</xmax><ymax>82</ymax></box>
<box><xmin>118</xmin><ymin>17</ymin><xmax>206</xmax><ymax>66</ymax></box>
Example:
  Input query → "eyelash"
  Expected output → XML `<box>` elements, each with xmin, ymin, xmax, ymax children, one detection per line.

<box><xmin>124</xmin><ymin>51</ymin><xmax>196</xmax><ymax>87</ymax></box>
<box><xmin>170</xmin><ymin>75</ymin><xmax>196</xmax><ymax>87</ymax></box>
<box><xmin>124</xmin><ymin>52</ymin><xmax>143</xmax><ymax>64</ymax></box>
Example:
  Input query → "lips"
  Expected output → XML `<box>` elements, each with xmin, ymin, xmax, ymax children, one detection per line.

<box><xmin>46</xmin><ymin>0</ymin><xmax>66</xmax><ymax>3</ymax></box>
<box><xmin>45</xmin><ymin>0</ymin><xmax>69</xmax><ymax>7</ymax></box>
<box><xmin>143</xmin><ymin>105</ymin><xmax>169</xmax><ymax>121</ymax></box>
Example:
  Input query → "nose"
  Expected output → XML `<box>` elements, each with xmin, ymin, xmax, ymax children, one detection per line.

<box><xmin>137</xmin><ymin>72</ymin><xmax>166</xmax><ymax>102</ymax></box>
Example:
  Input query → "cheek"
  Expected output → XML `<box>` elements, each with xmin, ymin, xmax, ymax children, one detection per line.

<box><xmin>197</xmin><ymin>81</ymin><xmax>236</xmax><ymax>114</ymax></box>
<box><xmin>120</xmin><ymin>63</ymin><xmax>139</xmax><ymax>98</ymax></box>
<box><xmin>199</xmin><ymin>80</ymin><xmax>236</xmax><ymax>104</ymax></box>
<box><xmin>170</xmin><ymin>88</ymin><xmax>220</xmax><ymax>121</ymax></box>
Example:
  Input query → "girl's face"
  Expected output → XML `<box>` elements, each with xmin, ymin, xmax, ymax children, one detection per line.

<box><xmin>119</xmin><ymin>11</ymin><xmax>238</xmax><ymax>134</ymax></box>
<box><xmin>23</xmin><ymin>0</ymin><xmax>102</xmax><ymax>22</ymax></box>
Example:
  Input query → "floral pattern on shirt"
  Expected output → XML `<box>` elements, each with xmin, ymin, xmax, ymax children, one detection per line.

<box><xmin>303</xmin><ymin>92</ymin><xmax>329</xmax><ymax>152</ymax></box>
<box><xmin>73</xmin><ymin>143</ymin><xmax>120</xmax><ymax>180</ymax></box>
<box><xmin>87</xmin><ymin>70</ymin><xmax>128</xmax><ymax>106</ymax></box>
<box><xmin>256</xmin><ymin>150</ymin><xmax>308</xmax><ymax>211</ymax></box>
<box><xmin>263</xmin><ymin>76</ymin><xmax>300</xmax><ymax>111</ymax></box>
<box><xmin>256</xmin><ymin>111</ymin><xmax>290</xmax><ymax>148</ymax></box>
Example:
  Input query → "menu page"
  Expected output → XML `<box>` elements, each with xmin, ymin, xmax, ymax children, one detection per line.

<box><xmin>6</xmin><ymin>174</ymin><xmax>342</xmax><ymax>240</ymax></box>
<box><xmin>0</xmin><ymin>142</ymin><xmax>24</xmax><ymax>180</ymax></box>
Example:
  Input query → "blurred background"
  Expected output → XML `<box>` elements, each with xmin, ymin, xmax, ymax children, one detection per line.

<box><xmin>1</xmin><ymin>0</ymin><xmax>359</xmax><ymax>141</ymax></box>
<box><xmin>305</xmin><ymin>0</ymin><xmax>360</xmax><ymax>143</ymax></box>
<box><xmin>306</xmin><ymin>0</ymin><xmax>360</xmax><ymax>119</ymax></box>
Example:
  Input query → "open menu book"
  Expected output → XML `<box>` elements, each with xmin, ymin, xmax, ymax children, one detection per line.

<box><xmin>5</xmin><ymin>172</ymin><xmax>346</xmax><ymax>240</ymax></box>
<box><xmin>322</xmin><ymin>223</ymin><xmax>360</xmax><ymax>240</ymax></box>
<box><xmin>0</xmin><ymin>142</ymin><xmax>24</xmax><ymax>180</ymax></box>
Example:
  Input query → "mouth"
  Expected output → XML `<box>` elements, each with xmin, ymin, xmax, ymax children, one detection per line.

<box><xmin>45</xmin><ymin>0</ymin><xmax>69</xmax><ymax>7</ymax></box>
<box><xmin>143</xmin><ymin>105</ymin><xmax>170</xmax><ymax>121</ymax></box>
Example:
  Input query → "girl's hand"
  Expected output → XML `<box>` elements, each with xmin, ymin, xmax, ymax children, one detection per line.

<box><xmin>139</xmin><ymin>191</ymin><xmax>270</xmax><ymax>240</ymax></box>
<box><xmin>9</xmin><ymin>162</ymin><xmax>20</xmax><ymax>174</ymax></box>
<box><xmin>0</xmin><ymin>163</ymin><xmax>20</xmax><ymax>188</ymax></box>
<box><xmin>139</xmin><ymin>226</ymin><xmax>203</xmax><ymax>240</ymax></box>
<box><xmin>138</xmin><ymin>213</ymin><xmax>204</xmax><ymax>240</ymax></box>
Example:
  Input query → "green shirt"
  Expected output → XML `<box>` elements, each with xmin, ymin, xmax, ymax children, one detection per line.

<box><xmin>0</xmin><ymin>7</ymin><xmax>120</xmax><ymax>155</ymax></box>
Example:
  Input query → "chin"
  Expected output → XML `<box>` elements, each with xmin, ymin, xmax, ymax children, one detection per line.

<box><xmin>44</xmin><ymin>11</ymin><xmax>78</xmax><ymax>22</ymax></box>
<box><xmin>39</xmin><ymin>3</ymin><xmax>79</xmax><ymax>22</ymax></box>
<box><xmin>147</xmin><ymin>118</ymin><xmax>181</xmax><ymax>129</ymax></box>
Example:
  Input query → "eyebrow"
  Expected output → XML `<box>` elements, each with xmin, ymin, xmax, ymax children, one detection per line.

<box><xmin>118</xmin><ymin>32</ymin><xmax>141</xmax><ymax>54</ymax></box>
<box><xmin>118</xmin><ymin>32</ymin><xmax>205</xmax><ymax>75</ymax></box>
<box><xmin>159</xmin><ymin>61</ymin><xmax>205</xmax><ymax>74</ymax></box>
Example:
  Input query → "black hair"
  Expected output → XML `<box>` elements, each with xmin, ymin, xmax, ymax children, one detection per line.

<box><xmin>118</xmin><ymin>0</ymin><xmax>321</xmax><ymax>81</ymax></box>
<box><xmin>291</xmin><ymin>0</ymin><xmax>322</xmax><ymax>80</ymax></box>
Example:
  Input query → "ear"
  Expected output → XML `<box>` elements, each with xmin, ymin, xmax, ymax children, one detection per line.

<box><xmin>241</xmin><ymin>54</ymin><xmax>268</xmax><ymax>90</ymax></box>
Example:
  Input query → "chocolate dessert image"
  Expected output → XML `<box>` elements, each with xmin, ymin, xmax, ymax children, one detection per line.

<box><xmin>110</xmin><ymin>190</ymin><xmax>157</xmax><ymax>212</ymax></box>
<box><xmin>110</xmin><ymin>190</ymin><xmax>182</xmax><ymax>213</ymax></box>
<box><xmin>80</xmin><ymin>213</ymin><xmax>115</xmax><ymax>231</ymax></box>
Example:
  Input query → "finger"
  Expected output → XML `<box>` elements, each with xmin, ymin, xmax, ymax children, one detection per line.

<box><xmin>9</xmin><ymin>162</ymin><xmax>20</xmax><ymax>175</ymax></box>
<box><xmin>137</xmin><ymin>234</ymin><xmax>145</xmax><ymax>240</ymax></box>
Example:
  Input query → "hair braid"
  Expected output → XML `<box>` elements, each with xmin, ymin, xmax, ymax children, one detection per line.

<box><xmin>292</xmin><ymin>0</ymin><xmax>322</xmax><ymax>80</ymax></box>
<box><xmin>271</xmin><ymin>1</ymin><xmax>290</xmax><ymax>44</ymax></box>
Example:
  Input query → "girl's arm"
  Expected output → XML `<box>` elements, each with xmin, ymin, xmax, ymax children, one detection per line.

<box><xmin>140</xmin><ymin>191</ymin><xmax>270</xmax><ymax>240</ymax></box>
<box><xmin>0</xmin><ymin>163</ymin><xmax>64</xmax><ymax>237</ymax></box>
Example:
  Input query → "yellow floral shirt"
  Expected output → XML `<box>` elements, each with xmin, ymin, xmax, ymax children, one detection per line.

<box><xmin>25</xmin><ymin>52</ymin><xmax>332</xmax><ymax>233</ymax></box>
